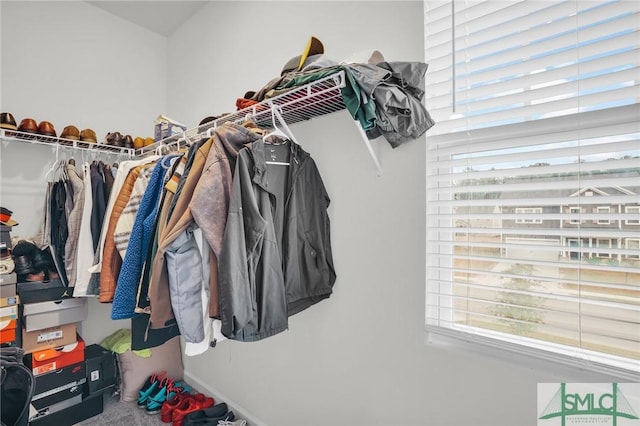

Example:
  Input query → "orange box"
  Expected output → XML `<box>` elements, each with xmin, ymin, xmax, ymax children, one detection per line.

<box><xmin>28</xmin><ymin>334</ymin><xmax>85</xmax><ymax>376</ymax></box>
<box><xmin>0</xmin><ymin>319</ymin><xmax>17</xmax><ymax>343</ymax></box>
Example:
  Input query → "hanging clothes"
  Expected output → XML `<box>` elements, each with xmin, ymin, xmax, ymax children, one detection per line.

<box><xmin>38</xmin><ymin>181</ymin><xmax>53</xmax><ymax>249</ymax></box>
<box><xmin>102</xmin><ymin>161</ymin><xmax>115</xmax><ymax>201</ymax></box>
<box><xmin>114</xmin><ymin>165</ymin><xmax>154</xmax><ymax>259</ymax></box>
<box><xmin>111</xmin><ymin>155</ymin><xmax>178</xmax><ymax>320</ymax></box>
<box><xmin>98</xmin><ymin>163</ymin><xmax>154</xmax><ymax>302</ymax></box>
<box><xmin>64</xmin><ymin>161</ymin><xmax>84</xmax><ymax>287</ymax></box>
<box><xmin>89</xmin><ymin>161</ymin><xmax>107</xmax><ymax>252</ymax></box>
<box><xmin>50</xmin><ymin>177</ymin><xmax>69</xmax><ymax>283</ymax></box>
<box><xmin>147</xmin><ymin>122</ymin><xmax>261</xmax><ymax>346</ymax></box>
<box><xmin>218</xmin><ymin>139</ymin><xmax>336</xmax><ymax>342</ymax></box>
<box><xmin>87</xmin><ymin>155</ymin><xmax>160</xmax><ymax>288</ymax></box>
<box><xmin>189</xmin><ymin>122</ymin><xmax>263</xmax><ymax>319</ymax></box>
<box><xmin>145</xmin><ymin>138</ymin><xmax>217</xmax><ymax>333</ymax></box>
<box><xmin>73</xmin><ymin>162</ymin><xmax>96</xmax><ymax>297</ymax></box>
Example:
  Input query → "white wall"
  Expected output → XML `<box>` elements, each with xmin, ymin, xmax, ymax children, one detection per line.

<box><xmin>0</xmin><ymin>1</ymin><xmax>167</xmax><ymax>342</ymax></box>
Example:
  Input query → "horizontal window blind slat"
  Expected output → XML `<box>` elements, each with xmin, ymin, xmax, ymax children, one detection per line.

<box><xmin>435</xmin><ymin>212</ymin><xmax>640</xmax><ymax>222</ymax></box>
<box><xmin>432</xmin><ymin>176</ymin><xmax>640</xmax><ymax>194</ymax></box>
<box><xmin>454</xmin><ymin>19</ymin><xmax>638</xmax><ymax>79</ymax></box>
<box><xmin>426</xmin><ymin>244</ymin><xmax>640</xmax><ymax>267</ymax></box>
<box><xmin>427</xmin><ymin>223</ymin><xmax>638</xmax><ymax>238</ymax></box>
<box><xmin>456</xmin><ymin>1</ymin><xmax>634</xmax><ymax>51</ymax></box>
<box><xmin>428</xmin><ymin>106</ymin><xmax>639</xmax><ymax>149</ymax></box>
<box><xmin>428</xmin><ymin>195</ymin><xmax>637</xmax><ymax>207</ymax></box>
<box><xmin>434</xmin><ymin>85</ymin><xmax>639</xmax><ymax>133</ymax></box>
<box><xmin>429</xmin><ymin>158</ymin><xmax>640</xmax><ymax>183</ymax></box>
<box><xmin>453</xmin><ymin>1</ymin><xmax>582</xmax><ymax>35</ymax></box>
<box><xmin>436</xmin><ymin>49</ymin><xmax>639</xmax><ymax>106</ymax></box>
<box><xmin>453</xmin><ymin>68</ymin><xmax>639</xmax><ymax>116</ymax></box>
<box><xmin>445</xmin><ymin>294</ymin><xmax>639</xmax><ymax>325</ymax></box>
<box><xmin>428</xmin><ymin>139</ymin><xmax>640</xmax><ymax>169</ymax></box>
<box><xmin>426</xmin><ymin>268</ymin><xmax>640</xmax><ymax>293</ymax></box>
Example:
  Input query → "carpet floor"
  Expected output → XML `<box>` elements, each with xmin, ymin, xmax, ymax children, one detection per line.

<box><xmin>75</xmin><ymin>392</ymin><xmax>167</xmax><ymax>426</ymax></box>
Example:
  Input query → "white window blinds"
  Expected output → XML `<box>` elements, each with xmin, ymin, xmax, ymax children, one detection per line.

<box><xmin>425</xmin><ymin>0</ymin><xmax>640</xmax><ymax>134</ymax></box>
<box><xmin>424</xmin><ymin>0</ymin><xmax>640</xmax><ymax>378</ymax></box>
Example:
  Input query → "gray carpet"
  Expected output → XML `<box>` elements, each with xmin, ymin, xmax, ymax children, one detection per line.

<box><xmin>75</xmin><ymin>392</ymin><xmax>167</xmax><ymax>426</ymax></box>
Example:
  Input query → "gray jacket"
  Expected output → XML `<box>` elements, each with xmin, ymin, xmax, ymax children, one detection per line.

<box><xmin>345</xmin><ymin>61</ymin><xmax>435</xmax><ymax>147</ymax></box>
<box><xmin>218</xmin><ymin>140</ymin><xmax>336</xmax><ymax>342</ymax></box>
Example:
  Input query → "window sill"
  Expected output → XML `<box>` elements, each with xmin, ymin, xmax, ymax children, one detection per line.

<box><xmin>425</xmin><ymin>326</ymin><xmax>640</xmax><ymax>382</ymax></box>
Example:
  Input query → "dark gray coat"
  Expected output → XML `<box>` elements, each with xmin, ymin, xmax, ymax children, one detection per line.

<box><xmin>218</xmin><ymin>140</ymin><xmax>336</xmax><ymax>342</ymax></box>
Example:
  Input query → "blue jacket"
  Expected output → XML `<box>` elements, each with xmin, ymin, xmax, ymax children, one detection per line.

<box><xmin>111</xmin><ymin>156</ymin><xmax>177</xmax><ymax>320</ymax></box>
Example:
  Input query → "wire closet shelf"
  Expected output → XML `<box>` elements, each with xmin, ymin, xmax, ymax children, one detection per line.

<box><xmin>139</xmin><ymin>69</ymin><xmax>348</xmax><ymax>155</ymax></box>
<box><xmin>0</xmin><ymin>129</ymin><xmax>136</xmax><ymax>157</ymax></box>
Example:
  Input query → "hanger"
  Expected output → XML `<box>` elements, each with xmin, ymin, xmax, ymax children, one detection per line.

<box><xmin>206</xmin><ymin>122</ymin><xmax>217</xmax><ymax>138</ymax></box>
<box><xmin>262</xmin><ymin>105</ymin><xmax>289</xmax><ymax>144</ymax></box>
<box><xmin>44</xmin><ymin>145</ymin><xmax>62</xmax><ymax>182</ymax></box>
<box><xmin>262</xmin><ymin>106</ymin><xmax>291</xmax><ymax>166</ymax></box>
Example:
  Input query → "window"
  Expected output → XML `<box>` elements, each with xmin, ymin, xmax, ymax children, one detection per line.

<box><xmin>625</xmin><ymin>239</ymin><xmax>640</xmax><ymax>259</ymax></box>
<box><xmin>596</xmin><ymin>206</ymin><xmax>611</xmax><ymax>224</ymax></box>
<box><xmin>569</xmin><ymin>206</ymin><xmax>581</xmax><ymax>224</ymax></box>
<box><xmin>596</xmin><ymin>238</ymin><xmax>613</xmax><ymax>258</ymax></box>
<box><xmin>626</xmin><ymin>205</ymin><xmax>640</xmax><ymax>225</ymax></box>
<box><xmin>425</xmin><ymin>0</ymin><xmax>640</xmax><ymax>378</ymax></box>
<box><xmin>515</xmin><ymin>207</ymin><xmax>543</xmax><ymax>224</ymax></box>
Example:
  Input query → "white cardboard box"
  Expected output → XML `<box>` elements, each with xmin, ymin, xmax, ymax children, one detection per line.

<box><xmin>23</xmin><ymin>298</ymin><xmax>87</xmax><ymax>332</ymax></box>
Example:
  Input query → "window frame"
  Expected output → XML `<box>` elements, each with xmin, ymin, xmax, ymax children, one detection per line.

<box><xmin>569</xmin><ymin>206</ymin><xmax>582</xmax><ymax>224</ymax></box>
<box><xmin>596</xmin><ymin>206</ymin><xmax>611</xmax><ymax>225</ymax></box>
<box><xmin>625</xmin><ymin>205</ymin><xmax>640</xmax><ymax>225</ymax></box>
<box><xmin>625</xmin><ymin>238</ymin><xmax>640</xmax><ymax>259</ymax></box>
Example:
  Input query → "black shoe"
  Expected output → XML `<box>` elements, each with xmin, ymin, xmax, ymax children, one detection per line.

<box><xmin>184</xmin><ymin>403</ymin><xmax>232</xmax><ymax>425</ymax></box>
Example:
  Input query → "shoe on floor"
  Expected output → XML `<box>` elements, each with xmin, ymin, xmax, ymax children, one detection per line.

<box><xmin>137</xmin><ymin>371</ymin><xmax>167</xmax><ymax>408</ymax></box>
<box><xmin>172</xmin><ymin>393</ymin><xmax>214</xmax><ymax>426</ymax></box>
<box><xmin>146</xmin><ymin>380</ymin><xmax>191</xmax><ymax>415</ymax></box>
<box><xmin>161</xmin><ymin>392</ymin><xmax>190</xmax><ymax>423</ymax></box>
<box><xmin>183</xmin><ymin>403</ymin><xmax>233</xmax><ymax>426</ymax></box>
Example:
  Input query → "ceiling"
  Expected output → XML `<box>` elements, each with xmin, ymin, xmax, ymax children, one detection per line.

<box><xmin>86</xmin><ymin>1</ymin><xmax>209</xmax><ymax>37</ymax></box>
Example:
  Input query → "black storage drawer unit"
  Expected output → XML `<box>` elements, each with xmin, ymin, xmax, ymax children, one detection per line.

<box><xmin>84</xmin><ymin>344</ymin><xmax>117</xmax><ymax>395</ymax></box>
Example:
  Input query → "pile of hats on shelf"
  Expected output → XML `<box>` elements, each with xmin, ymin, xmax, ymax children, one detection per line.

<box><xmin>137</xmin><ymin>371</ymin><xmax>245</xmax><ymax>426</ymax></box>
<box><xmin>0</xmin><ymin>111</ymin><xmax>154</xmax><ymax>150</ymax></box>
